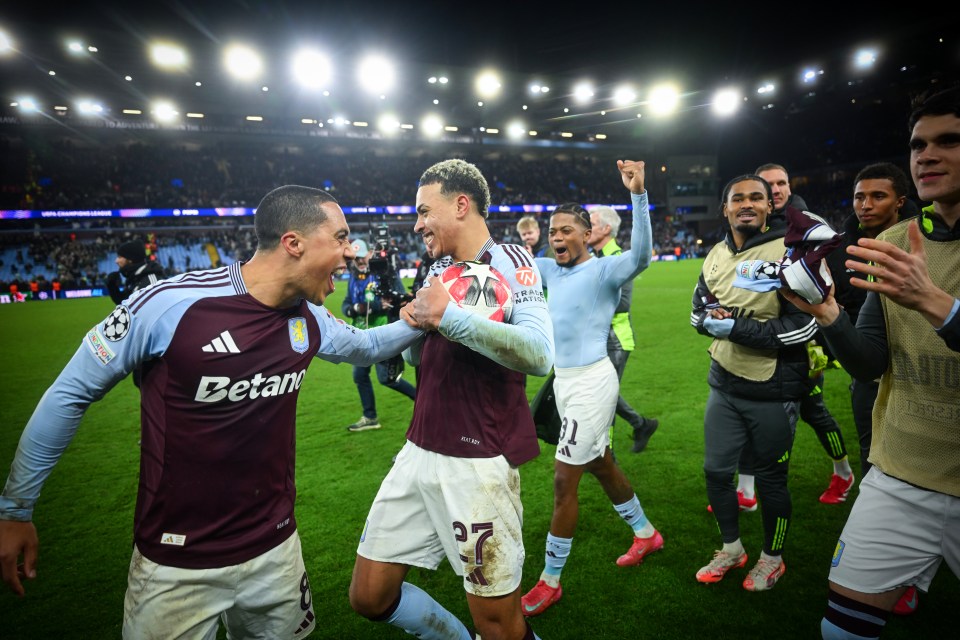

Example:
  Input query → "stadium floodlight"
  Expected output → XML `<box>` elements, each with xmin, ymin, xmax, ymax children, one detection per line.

<box><xmin>150</xmin><ymin>42</ymin><xmax>188</xmax><ymax>70</ymax></box>
<box><xmin>421</xmin><ymin>114</ymin><xmax>443</xmax><ymax>137</ymax></box>
<box><xmin>377</xmin><ymin>113</ymin><xmax>401</xmax><ymax>134</ymax></box>
<box><xmin>757</xmin><ymin>82</ymin><xmax>775</xmax><ymax>95</ymax></box>
<box><xmin>16</xmin><ymin>97</ymin><xmax>38</xmax><ymax>112</ymax></box>
<box><xmin>802</xmin><ymin>68</ymin><xmax>823</xmax><ymax>83</ymax></box>
<box><xmin>507</xmin><ymin>121</ymin><xmax>526</xmax><ymax>139</ymax></box>
<box><xmin>357</xmin><ymin>54</ymin><xmax>395</xmax><ymax>95</ymax></box>
<box><xmin>48</xmin><ymin>70</ymin><xmax>56</xmax><ymax>76</ymax></box>
<box><xmin>292</xmin><ymin>48</ymin><xmax>332</xmax><ymax>89</ymax></box>
<box><xmin>77</xmin><ymin>100</ymin><xmax>104</xmax><ymax>115</ymax></box>
<box><xmin>428</xmin><ymin>75</ymin><xmax>449</xmax><ymax>85</ymax></box>
<box><xmin>124</xmin><ymin>75</ymin><xmax>133</xmax><ymax>81</ymax></box>
<box><xmin>0</xmin><ymin>30</ymin><xmax>13</xmax><ymax>54</ymax></box>
<box><xmin>573</xmin><ymin>82</ymin><xmax>595</xmax><ymax>104</ymax></box>
<box><xmin>711</xmin><ymin>88</ymin><xmax>741</xmax><ymax>117</ymax></box>
<box><xmin>67</xmin><ymin>41</ymin><xmax>84</xmax><ymax>53</ymax></box>
<box><xmin>613</xmin><ymin>84</ymin><xmax>637</xmax><ymax>106</ymax></box>
<box><xmin>151</xmin><ymin>100</ymin><xmax>179</xmax><ymax>122</ymax></box>
<box><xmin>87</xmin><ymin>45</ymin><xmax>98</xmax><ymax>53</ymax></box>
<box><xmin>854</xmin><ymin>48</ymin><xmax>877</xmax><ymax>69</ymax></box>
<box><xmin>224</xmin><ymin>44</ymin><xmax>263</xmax><ymax>80</ymax></box>
<box><xmin>648</xmin><ymin>83</ymin><xmax>680</xmax><ymax>116</ymax></box>
<box><xmin>475</xmin><ymin>70</ymin><xmax>502</xmax><ymax>99</ymax></box>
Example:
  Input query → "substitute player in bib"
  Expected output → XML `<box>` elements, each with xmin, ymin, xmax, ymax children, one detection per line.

<box><xmin>779</xmin><ymin>84</ymin><xmax>960</xmax><ymax>640</ymax></box>
<box><xmin>0</xmin><ymin>186</ymin><xmax>424</xmax><ymax>638</ymax></box>
<box><xmin>348</xmin><ymin>159</ymin><xmax>554</xmax><ymax>640</ymax></box>
<box><xmin>520</xmin><ymin>159</ymin><xmax>660</xmax><ymax>617</ymax></box>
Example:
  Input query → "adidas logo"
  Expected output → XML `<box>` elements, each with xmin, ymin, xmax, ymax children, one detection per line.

<box><xmin>465</xmin><ymin>567</ymin><xmax>489</xmax><ymax>586</ymax></box>
<box><xmin>558</xmin><ymin>445</ymin><xmax>571</xmax><ymax>457</ymax></box>
<box><xmin>202</xmin><ymin>330</ymin><xmax>241</xmax><ymax>353</ymax></box>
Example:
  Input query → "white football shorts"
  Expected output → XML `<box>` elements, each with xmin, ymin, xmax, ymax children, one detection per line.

<box><xmin>553</xmin><ymin>357</ymin><xmax>619</xmax><ymax>465</ymax></box>
<box><xmin>357</xmin><ymin>441</ymin><xmax>525</xmax><ymax>597</ymax></box>
<box><xmin>122</xmin><ymin>531</ymin><xmax>315</xmax><ymax>639</ymax></box>
<box><xmin>828</xmin><ymin>467</ymin><xmax>960</xmax><ymax>593</ymax></box>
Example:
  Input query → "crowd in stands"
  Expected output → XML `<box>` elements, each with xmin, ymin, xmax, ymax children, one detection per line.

<box><xmin>0</xmin><ymin>132</ymin><xmax>913</xmax><ymax>299</ymax></box>
<box><xmin>2</xmin><ymin>138</ymin><xmax>629</xmax><ymax>210</ymax></box>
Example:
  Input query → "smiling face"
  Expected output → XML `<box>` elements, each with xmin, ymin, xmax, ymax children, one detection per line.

<box><xmin>853</xmin><ymin>178</ymin><xmax>904</xmax><ymax>237</ymax></box>
<box><xmin>414</xmin><ymin>182</ymin><xmax>462</xmax><ymax>260</ymax></box>
<box><xmin>757</xmin><ymin>167</ymin><xmax>791</xmax><ymax>210</ymax></box>
<box><xmin>549</xmin><ymin>212</ymin><xmax>592</xmax><ymax>267</ymax></box>
<box><xmin>910</xmin><ymin>113</ymin><xmax>960</xmax><ymax>210</ymax></box>
<box><xmin>299</xmin><ymin>203</ymin><xmax>355</xmax><ymax>304</ymax></box>
<box><xmin>722</xmin><ymin>179</ymin><xmax>772</xmax><ymax>247</ymax></box>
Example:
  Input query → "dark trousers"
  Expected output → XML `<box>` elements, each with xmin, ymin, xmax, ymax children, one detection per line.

<box><xmin>353</xmin><ymin>362</ymin><xmax>416</xmax><ymax>419</ymax></box>
<box><xmin>704</xmin><ymin>389</ymin><xmax>798</xmax><ymax>555</ymax></box>
<box><xmin>850</xmin><ymin>377</ymin><xmax>879</xmax><ymax>475</ymax></box>
<box><xmin>608</xmin><ymin>345</ymin><xmax>643</xmax><ymax>429</ymax></box>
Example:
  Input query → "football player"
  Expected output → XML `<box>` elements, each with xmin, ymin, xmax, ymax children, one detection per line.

<box><xmin>349</xmin><ymin>159</ymin><xmax>554</xmax><ymax>640</ymax></box>
<box><xmin>520</xmin><ymin>159</ymin><xmax>660</xmax><ymax>617</ymax></box>
<box><xmin>0</xmin><ymin>186</ymin><xmax>424</xmax><ymax>638</ymax></box>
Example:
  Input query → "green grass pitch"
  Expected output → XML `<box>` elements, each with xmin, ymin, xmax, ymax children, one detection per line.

<box><xmin>0</xmin><ymin>259</ymin><xmax>955</xmax><ymax>638</ymax></box>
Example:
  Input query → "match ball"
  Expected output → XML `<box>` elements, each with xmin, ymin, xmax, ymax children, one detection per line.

<box><xmin>439</xmin><ymin>261</ymin><xmax>514</xmax><ymax>322</ymax></box>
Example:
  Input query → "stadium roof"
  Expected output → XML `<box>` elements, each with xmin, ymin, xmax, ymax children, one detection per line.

<box><xmin>1</xmin><ymin>2</ymin><xmax>956</xmax><ymax>171</ymax></box>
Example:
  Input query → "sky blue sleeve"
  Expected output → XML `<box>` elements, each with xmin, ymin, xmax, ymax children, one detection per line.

<box><xmin>438</xmin><ymin>255</ymin><xmax>554</xmax><ymax>376</ymax></box>
<box><xmin>309</xmin><ymin>304</ymin><xmax>424</xmax><ymax>366</ymax></box>
<box><xmin>0</xmin><ymin>304</ymin><xmax>177</xmax><ymax>521</ymax></box>
<box><xmin>602</xmin><ymin>191</ymin><xmax>653</xmax><ymax>286</ymax></box>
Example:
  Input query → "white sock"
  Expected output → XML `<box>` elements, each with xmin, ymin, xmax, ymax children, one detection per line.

<box><xmin>760</xmin><ymin>551</ymin><xmax>782</xmax><ymax>564</ymax></box>
<box><xmin>738</xmin><ymin>474</ymin><xmax>756</xmax><ymax>499</ymax></box>
<box><xmin>722</xmin><ymin>539</ymin><xmax>745</xmax><ymax>556</ymax></box>
<box><xmin>833</xmin><ymin>457</ymin><xmax>853</xmax><ymax>479</ymax></box>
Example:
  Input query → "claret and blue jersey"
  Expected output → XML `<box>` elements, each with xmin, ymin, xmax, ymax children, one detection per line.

<box><xmin>0</xmin><ymin>262</ymin><xmax>421</xmax><ymax>569</ymax></box>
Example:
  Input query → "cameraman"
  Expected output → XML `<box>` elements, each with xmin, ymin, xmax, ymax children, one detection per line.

<box><xmin>342</xmin><ymin>239</ymin><xmax>416</xmax><ymax>432</ymax></box>
<box><xmin>106</xmin><ymin>240</ymin><xmax>166</xmax><ymax>305</ymax></box>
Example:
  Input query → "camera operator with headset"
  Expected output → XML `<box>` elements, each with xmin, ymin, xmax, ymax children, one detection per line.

<box><xmin>342</xmin><ymin>232</ymin><xmax>417</xmax><ymax>432</ymax></box>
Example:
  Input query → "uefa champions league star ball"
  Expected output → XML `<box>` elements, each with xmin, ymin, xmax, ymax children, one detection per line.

<box><xmin>439</xmin><ymin>261</ymin><xmax>514</xmax><ymax>322</ymax></box>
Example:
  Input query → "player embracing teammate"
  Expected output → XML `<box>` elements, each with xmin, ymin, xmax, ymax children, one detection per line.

<box><xmin>349</xmin><ymin>159</ymin><xmax>554</xmax><ymax>640</ymax></box>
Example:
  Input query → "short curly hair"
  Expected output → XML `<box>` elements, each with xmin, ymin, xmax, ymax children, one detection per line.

<box><xmin>418</xmin><ymin>159</ymin><xmax>491</xmax><ymax>219</ymax></box>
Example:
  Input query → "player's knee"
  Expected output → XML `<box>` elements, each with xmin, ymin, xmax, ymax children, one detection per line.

<box><xmin>552</xmin><ymin>470</ymin><xmax>580</xmax><ymax>503</ymax></box>
<box><xmin>703</xmin><ymin>467</ymin><xmax>734</xmax><ymax>489</ymax></box>
<box><xmin>348</xmin><ymin>580</ymin><xmax>395</xmax><ymax>620</ymax></box>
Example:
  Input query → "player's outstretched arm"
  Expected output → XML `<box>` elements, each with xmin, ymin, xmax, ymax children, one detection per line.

<box><xmin>604</xmin><ymin>160</ymin><xmax>653</xmax><ymax>284</ymax></box>
<box><xmin>0</xmin><ymin>520</ymin><xmax>37</xmax><ymax>596</ymax></box>
<box><xmin>846</xmin><ymin>219</ymin><xmax>957</xmax><ymax>330</ymax></box>
<box><xmin>605</xmin><ymin>192</ymin><xmax>653</xmax><ymax>284</ymax></box>
<box><xmin>409</xmin><ymin>275</ymin><xmax>554</xmax><ymax>376</ymax></box>
<box><xmin>310</xmin><ymin>304</ymin><xmax>424</xmax><ymax>366</ymax></box>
